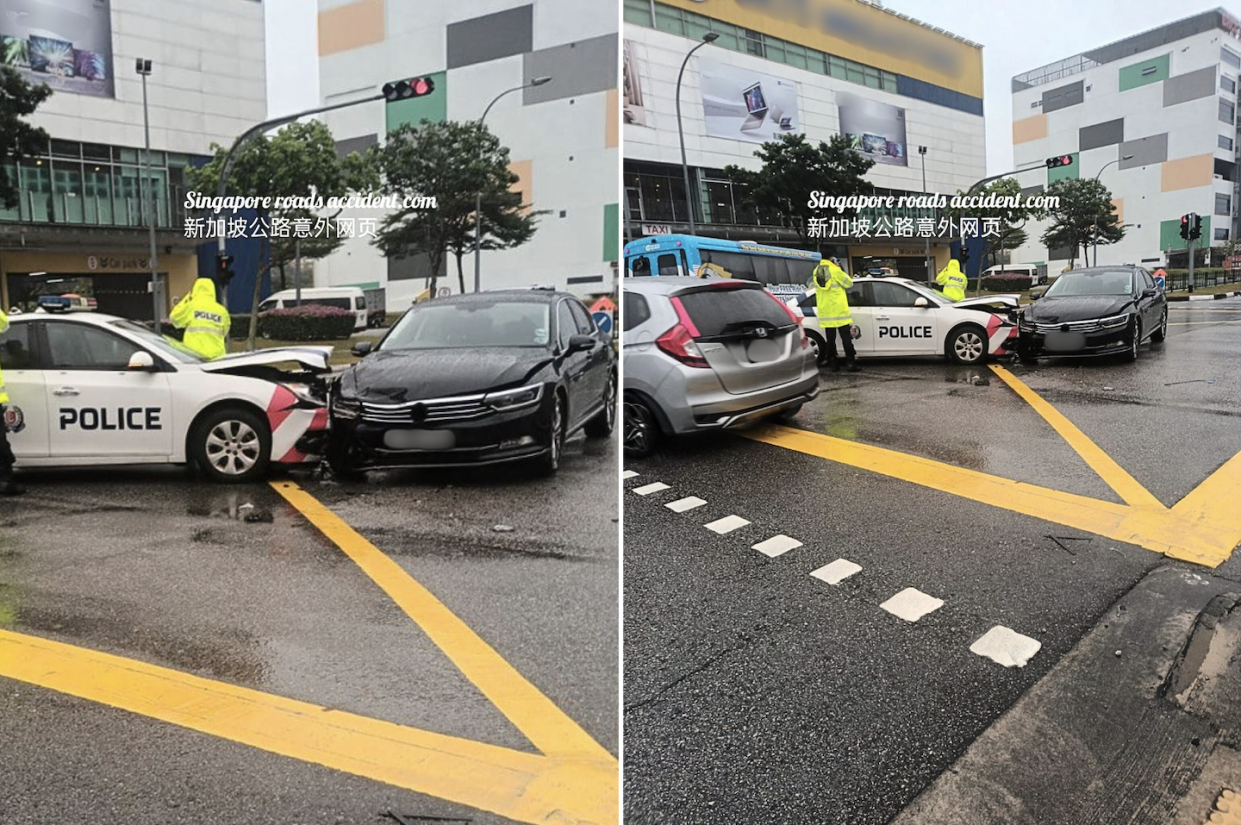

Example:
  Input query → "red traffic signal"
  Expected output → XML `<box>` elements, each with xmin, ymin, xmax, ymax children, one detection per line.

<box><xmin>1045</xmin><ymin>155</ymin><xmax>1074</xmax><ymax>169</ymax></box>
<box><xmin>382</xmin><ymin>76</ymin><xmax>436</xmax><ymax>102</ymax></box>
<box><xmin>1180</xmin><ymin>214</ymin><xmax>1190</xmax><ymax>239</ymax></box>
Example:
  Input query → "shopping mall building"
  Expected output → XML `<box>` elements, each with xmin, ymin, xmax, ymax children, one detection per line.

<box><xmin>622</xmin><ymin>0</ymin><xmax>986</xmax><ymax>279</ymax></box>
<box><xmin>314</xmin><ymin>0</ymin><xmax>621</xmax><ymax>304</ymax></box>
<box><xmin>0</xmin><ymin>0</ymin><xmax>267</xmax><ymax>320</ymax></box>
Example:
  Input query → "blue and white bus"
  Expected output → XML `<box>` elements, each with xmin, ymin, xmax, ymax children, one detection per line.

<box><xmin>623</xmin><ymin>235</ymin><xmax>825</xmax><ymax>296</ymax></box>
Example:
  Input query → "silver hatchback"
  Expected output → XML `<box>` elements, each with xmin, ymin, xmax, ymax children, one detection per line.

<box><xmin>622</xmin><ymin>277</ymin><xmax>820</xmax><ymax>457</ymax></box>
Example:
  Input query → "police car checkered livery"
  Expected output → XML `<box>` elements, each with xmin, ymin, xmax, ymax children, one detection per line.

<box><xmin>0</xmin><ymin>313</ymin><xmax>331</xmax><ymax>483</ymax></box>
<box><xmin>793</xmin><ymin>277</ymin><xmax>1020</xmax><ymax>366</ymax></box>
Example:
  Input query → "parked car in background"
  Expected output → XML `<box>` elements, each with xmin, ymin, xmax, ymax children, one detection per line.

<box><xmin>327</xmin><ymin>288</ymin><xmax>616</xmax><ymax>476</ymax></box>
<box><xmin>259</xmin><ymin>287</ymin><xmax>369</xmax><ymax>332</ymax></box>
<box><xmin>982</xmin><ymin>263</ymin><xmax>1047</xmax><ymax>286</ymax></box>
<box><xmin>1017</xmin><ymin>265</ymin><xmax>1167</xmax><ymax>362</ymax></box>
<box><xmin>622</xmin><ymin>277</ymin><xmax>819</xmax><ymax>458</ymax></box>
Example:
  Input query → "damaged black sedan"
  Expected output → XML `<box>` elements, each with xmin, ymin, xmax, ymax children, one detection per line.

<box><xmin>326</xmin><ymin>289</ymin><xmax>616</xmax><ymax>476</ymax></box>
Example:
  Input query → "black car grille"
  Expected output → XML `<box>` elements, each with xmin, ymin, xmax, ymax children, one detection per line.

<box><xmin>360</xmin><ymin>394</ymin><xmax>493</xmax><ymax>424</ymax></box>
<box><xmin>1030</xmin><ymin>318</ymin><xmax>1111</xmax><ymax>333</ymax></box>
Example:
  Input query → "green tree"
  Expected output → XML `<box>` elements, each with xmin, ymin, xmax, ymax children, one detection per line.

<box><xmin>1040</xmin><ymin>177</ymin><xmax>1124</xmax><ymax>266</ymax></box>
<box><xmin>372</xmin><ymin>120</ymin><xmax>544</xmax><ymax>296</ymax></box>
<box><xmin>724</xmin><ymin>133</ymin><xmax>875</xmax><ymax>246</ymax></box>
<box><xmin>189</xmin><ymin>120</ymin><xmax>378</xmax><ymax>350</ymax></box>
<box><xmin>946</xmin><ymin>177</ymin><xmax>1042</xmax><ymax>269</ymax></box>
<box><xmin>0</xmin><ymin>66</ymin><xmax>52</xmax><ymax>209</ymax></box>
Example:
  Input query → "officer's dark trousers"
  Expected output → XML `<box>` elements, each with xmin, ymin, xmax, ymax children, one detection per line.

<box><xmin>821</xmin><ymin>326</ymin><xmax>856</xmax><ymax>363</ymax></box>
<box><xmin>0</xmin><ymin>406</ymin><xmax>15</xmax><ymax>479</ymax></box>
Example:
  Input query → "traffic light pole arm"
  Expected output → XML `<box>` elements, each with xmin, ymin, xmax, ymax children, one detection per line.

<box><xmin>214</xmin><ymin>93</ymin><xmax>386</xmax><ymax>255</ymax></box>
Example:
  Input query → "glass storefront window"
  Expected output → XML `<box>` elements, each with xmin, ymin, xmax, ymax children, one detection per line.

<box><xmin>52</xmin><ymin>162</ymin><xmax>85</xmax><ymax>224</ymax></box>
<box><xmin>84</xmin><ymin>165</ymin><xmax>113</xmax><ymax>225</ymax></box>
<box><xmin>19</xmin><ymin>161</ymin><xmax>52</xmax><ymax>223</ymax></box>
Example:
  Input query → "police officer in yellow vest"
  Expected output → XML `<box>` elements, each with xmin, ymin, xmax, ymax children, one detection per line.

<box><xmin>936</xmin><ymin>258</ymin><xmax>968</xmax><ymax>302</ymax></box>
<box><xmin>0</xmin><ymin>308</ymin><xmax>24</xmax><ymax>495</ymax></box>
<box><xmin>813</xmin><ymin>256</ymin><xmax>860</xmax><ymax>372</ymax></box>
<box><xmin>171</xmin><ymin>277</ymin><xmax>230</xmax><ymax>359</ymax></box>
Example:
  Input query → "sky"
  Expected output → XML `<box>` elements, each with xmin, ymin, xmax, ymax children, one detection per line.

<box><xmin>261</xmin><ymin>0</ymin><xmax>1234</xmax><ymax>173</ymax></box>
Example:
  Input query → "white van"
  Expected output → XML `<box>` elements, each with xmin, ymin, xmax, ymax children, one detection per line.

<box><xmin>982</xmin><ymin>264</ymin><xmax>1047</xmax><ymax>286</ymax></box>
<box><xmin>258</xmin><ymin>287</ymin><xmax>367</xmax><ymax>332</ymax></box>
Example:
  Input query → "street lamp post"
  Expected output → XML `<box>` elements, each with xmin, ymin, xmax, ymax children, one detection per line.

<box><xmin>136</xmin><ymin>59</ymin><xmax>159</xmax><ymax>325</ymax></box>
<box><xmin>1092</xmin><ymin>155</ymin><xmax>1133</xmax><ymax>266</ymax></box>
<box><xmin>473</xmin><ymin>76</ymin><xmax>552</xmax><ymax>293</ymax></box>
<box><xmin>919</xmin><ymin>146</ymin><xmax>931</xmax><ymax>284</ymax></box>
<box><xmin>676</xmin><ymin>33</ymin><xmax>718</xmax><ymax>237</ymax></box>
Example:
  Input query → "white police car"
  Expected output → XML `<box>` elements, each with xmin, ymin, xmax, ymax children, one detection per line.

<box><xmin>793</xmin><ymin>277</ymin><xmax>1020</xmax><ymax>365</ymax></box>
<box><xmin>1</xmin><ymin>312</ymin><xmax>332</xmax><ymax>483</ymax></box>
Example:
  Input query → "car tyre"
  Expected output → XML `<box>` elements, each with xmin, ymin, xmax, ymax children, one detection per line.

<box><xmin>805</xmin><ymin>330</ymin><xmax>826</xmax><ymax>365</ymax></box>
<box><xmin>584</xmin><ymin>372</ymin><xmax>616</xmax><ymax>438</ymax></box>
<box><xmin>533</xmin><ymin>393</ymin><xmax>566</xmax><ymax>476</ymax></box>
<box><xmin>190</xmin><ymin>405</ymin><xmax>271</xmax><ymax>484</ymax></box>
<box><xmin>325</xmin><ymin>429</ymin><xmax>366</xmax><ymax>481</ymax></box>
<box><xmin>1125</xmin><ymin>318</ymin><xmax>1141</xmax><ymax>362</ymax></box>
<box><xmin>948</xmin><ymin>324</ymin><xmax>987</xmax><ymax>365</ymax></box>
<box><xmin>623</xmin><ymin>394</ymin><xmax>660</xmax><ymax>458</ymax></box>
<box><xmin>1151</xmin><ymin>307</ymin><xmax>1168</xmax><ymax>343</ymax></box>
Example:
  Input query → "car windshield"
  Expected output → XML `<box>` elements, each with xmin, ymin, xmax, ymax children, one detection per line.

<box><xmin>108</xmin><ymin>319</ymin><xmax>206</xmax><ymax>364</ymax></box>
<box><xmin>380</xmin><ymin>301</ymin><xmax>551</xmax><ymax>350</ymax></box>
<box><xmin>1045</xmin><ymin>269</ymin><xmax>1134</xmax><ymax>297</ymax></box>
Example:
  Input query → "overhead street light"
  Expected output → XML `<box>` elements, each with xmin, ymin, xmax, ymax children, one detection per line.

<box><xmin>677</xmin><ymin>32</ymin><xmax>718</xmax><ymax>237</ymax></box>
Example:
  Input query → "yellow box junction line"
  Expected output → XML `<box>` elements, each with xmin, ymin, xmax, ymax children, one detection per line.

<box><xmin>743</xmin><ymin>369</ymin><xmax>1241</xmax><ymax>567</ymax></box>
<box><xmin>0</xmin><ymin>483</ymin><xmax>619</xmax><ymax>825</ymax></box>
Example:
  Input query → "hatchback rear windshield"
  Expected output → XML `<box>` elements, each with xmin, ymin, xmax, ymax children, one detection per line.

<box><xmin>676</xmin><ymin>287</ymin><xmax>791</xmax><ymax>337</ymax></box>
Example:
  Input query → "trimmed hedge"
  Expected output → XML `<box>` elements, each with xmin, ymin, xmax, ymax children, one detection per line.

<box><xmin>980</xmin><ymin>272</ymin><xmax>1033</xmax><ymax>292</ymax></box>
<box><xmin>258</xmin><ymin>305</ymin><xmax>355</xmax><ymax>341</ymax></box>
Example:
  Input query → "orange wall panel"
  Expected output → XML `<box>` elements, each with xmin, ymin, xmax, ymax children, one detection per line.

<box><xmin>319</xmin><ymin>0</ymin><xmax>385</xmax><ymax>56</ymax></box>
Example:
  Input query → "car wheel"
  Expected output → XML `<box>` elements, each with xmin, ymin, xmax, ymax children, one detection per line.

<box><xmin>1017</xmin><ymin>339</ymin><xmax>1039</xmax><ymax>365</ymax></box>
<box><xmin>190</xmin><ymin>406</ymin><xmax>271</xmax><ymax>484</ymax></box>
<box><xmin>584</xmin><ymin>372</ymin><xmax>616</xmax><ymax>438</ymax></box>
<box><xmin>533</xmin><ymin>393</ymin><xmax>566</xmax><ymax>476</ymax></box>
<box><xmin>1151</xmin><ymin>307</ymin><xmax>1168</xmax><ymax>343</ymax></box>
<box><xmin>325</xmin><ymin>428</ymin><xmax>366</xmax><ymax>481</ymax></box>
<box><xmin>1125</xmin><ymin>318</ymin><xmax>1141</xmax><ymax>362</ymax></box>
<box><xmin>805</xmin><ymin>331</ymin><xmax>825</xmax><ymax>365</ymax></box>
<box><xmin>623</xmin><ymin>395</ymin><xmax>660</xmax><ymax>458</ymax></box>
<box><xmin>948</xmin><ymin>325</ymin><xmax>987</xmax><ymax>365</ymax></box>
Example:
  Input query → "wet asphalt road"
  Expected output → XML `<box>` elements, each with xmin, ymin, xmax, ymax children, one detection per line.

<box><xmin>0</xmin><ymin>431</ymin><xmax>617</xmax><ymax>824</ymax></box>
<box><xmin>623</xmin><ymin>298</ymin><xmax>1241</xmax><ymax>824</ymax></box>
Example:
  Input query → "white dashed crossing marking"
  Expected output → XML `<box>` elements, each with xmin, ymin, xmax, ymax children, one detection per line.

<box><xmin>970</xmin><ymin>626</ymin><xmax>1042</xmax><ymax>668</ymax></box>
<box><xmin>811</xmin><ymin>559</ymin><xmax>862</xmax><ymax>585</ymax></box>
<box><xmin>705</xmin><ymin>515</ymin><xmax>751</xmax><ymax>535</ymax></box>
<box><xmin>752</xmin><ymin>535</ymin><xmax>802</xmax><ymax>557</ymax></box>
<box><xmin>880</xmin><ymin>588</ymin><xmax>944</xmax><ymax>623</ymax></box>
<box><xmin>622</xmin><ymin>470</ymin><xmax>639</xmax><ymax>479</ymax></box>
<box><xmin>666</xmin><ymin>497</ymin><xmax>707</xmax><ymax>513</ymax></box>
<box><xmin>632</xmin><ymin>482</ymin><xmax>670</xmax><ymax>496</ymax></box>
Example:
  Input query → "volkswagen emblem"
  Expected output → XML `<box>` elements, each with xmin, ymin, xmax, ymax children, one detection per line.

<box><xmin>410</xmin><ymin>403</ymin><xmax>428</xmax><ymax>423</ymax></box>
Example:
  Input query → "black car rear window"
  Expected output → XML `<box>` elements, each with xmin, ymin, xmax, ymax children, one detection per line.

<box><xmin>623</xmin><ymin>291</ymin><xmax>650</xmax><ymax>331</ymax></box>
<box><xmin>676</xmin><ymin>287</ymin><xmax>791</xmax><ymax>337</ymax></box>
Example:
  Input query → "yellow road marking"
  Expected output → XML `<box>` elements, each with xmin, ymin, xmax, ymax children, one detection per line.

<box><xmin>989</xmin><ymin>365</ymin><xmax>1164</xmax><ymax>509</ymax></box>
<box><xmin>743</xmin><ymin>425</ymin><xmax>1238</xmax><ymax>567</ymax></box>
<box><xmin>0</xmin><ymin>629</ymin><xmax>616</xmax><ymax>825</ymax></box>
<box><xmin>269</xmin><ymin>481</ymin><xmax>611</xmax><ymax>763</ymax></box>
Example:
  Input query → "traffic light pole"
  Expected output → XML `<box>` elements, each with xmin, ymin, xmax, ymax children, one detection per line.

<box><xmin>213</xmin><ymin>94</ymin><xmax>385</xmax><ymax>302</ymax></box>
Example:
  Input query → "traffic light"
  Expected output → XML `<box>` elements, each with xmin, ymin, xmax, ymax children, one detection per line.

<box><xmin>1045</xmin><ymin>155</ymin><xmax>1074</xmax><ymax>169</ymax></box>
<box><xmin>1191</xmin><ymin>213</ymin><xmax>1203</xmax><ymax>240</ymax></box>
<box><xmin>1180</xmin><ymin>214</ymin><xmax>1190</xmax><ymax>240</ymax></box>
<box><xmin>216</xmin><ymin>253</ymin><xmax>235</xmax><ymax>286</ymax></box>
<box><xmin>382</xmin><ymin>76</ymin><xmax>436</xmax><ymax>102</ymax></box>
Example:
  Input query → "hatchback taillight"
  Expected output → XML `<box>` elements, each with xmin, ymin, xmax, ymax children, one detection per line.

<box><xmin>771</xmin><ymin>292</ymin><xmax>808</xmax><ymax>349</ymax></box>
<box><xmin>656</xmin><ymin>323</ymin><xmax>710</xmax><ymax>368</ymax></box>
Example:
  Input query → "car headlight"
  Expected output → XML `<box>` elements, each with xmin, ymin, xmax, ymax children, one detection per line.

<box><xmin>332</xmin><ymin>395</ymin><xmax>361</xmax><ymax>419</ymax></box>
<box><xmin>484</xmin><ymin>384</ymin><xmax>544</xmax><ymax>411</ymax></box>
<box><xmin>281</xmin><ymin>382</ymin><xmax>324</xmax><ymax>404</ymax></box>
<box><xmin>1099</xmin><ymin>314</ymin><xmax>1129</xmax><ymax>329</ymax></box>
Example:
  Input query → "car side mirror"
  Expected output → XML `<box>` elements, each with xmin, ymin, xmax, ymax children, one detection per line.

<box><xmin>568</xmin><ymin>334</ymin><xmax>596</xmax><ymax>354</ymax></box>
<box><xmin>913</xmin><ymin>297</ymin><xmax>929</xmax><ymax>308</ymax></box>
<box><xmin>351</xmin><ymin>341</ymin><xmax>373</xmax><ymax>357</ymax></box>
<box><xmin>127</xmin><ymin>351</ymin><xmax>157</xmax><ymax>371</ymax></box>
<box><xmin>1142</xmin><ymin>288</ymin><xmax>1157</xmax><ymax>298</ymax></box>
<box><xmin>1030</xmin><ymin>290</ymin><xmax>1044</xmax><ymax>301</ymax></box>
